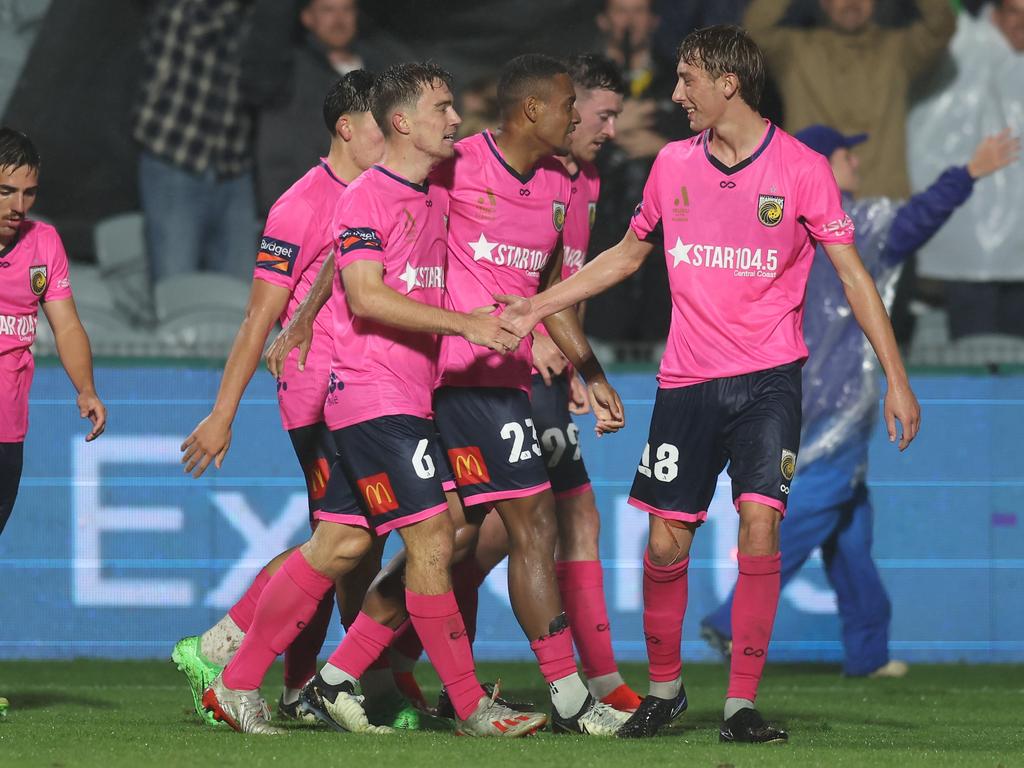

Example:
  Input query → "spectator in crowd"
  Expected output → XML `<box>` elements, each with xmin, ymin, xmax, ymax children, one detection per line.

<box><xmin>700</xmin><ymin>123</ymin><xmax>1018</xmax><ymax>677</ymax></box>
<box><xmin>745</xmin><ymin>0</ymin><xmax>956</xmax><ymax>198</ymax></box>
<box><xmin>584</xmin><ymin>0</ymin><xmax>678</xmax><ymax>348</ymax></box>
<box><xmin>242</xmin><ymin>0</ymin><xmax>410</xmax><ymax>215</ymax></box>
<box><xmin>908</xmin><ymin>0</ymin><xmax>1024</xmax><ymax>339</ymax></box>
<box><xmin>132</xmin><ymin>0</ymin><xmax>257</xmax><ymax>285</ymax></box>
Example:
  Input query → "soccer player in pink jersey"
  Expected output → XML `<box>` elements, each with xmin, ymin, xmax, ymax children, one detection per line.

<box><xmin>202</xmin><ymin>62</ymin><xmax>546</xmax><ymax>738</ymax></box>
<box><xmin>0</xmin><ymin>127</ymin><xmax>106</xmax><ymax>538</ymax></box>
<box><xmin>389</xmin><ymin>53</ymin><xmax>643</xmax><ymax>715</ymax></box>
<box><xmin>173</xmin><ymin>72</ymin><xmax>407</xmax><ymax>727</ymax></box>
<box><xmin>498</xmin><ymin>26</ymin><xmax>921</xmax><ymax>743</ymax></box>
<box><xmin>426</xmin><ymin>54</ymin><xmax>629</xmax><ymax>735</ymax></box>
<box><xmin>0</xmin><ymin>127</ymin><xmax>106</xmax><ymax>718</ymax></box>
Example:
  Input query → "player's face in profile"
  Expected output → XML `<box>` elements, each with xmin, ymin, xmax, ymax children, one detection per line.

<box><xmin>0</xmin><ymin>164</ymin><xmax>38</xmax><ymax>244</ymax></box>
<box><xmin>348</xmin><ymin>112</ymin><xmax>385</xmax><ymax>172</ymax></box>
<box><xmin>535</xmin><ymin>73</ymin><xmax>580</xmax><ymax>157</ymax></box>
<box><xmin>570</xmin><ymin>87</ymin><xmax>624</xmax><ymax>163</ymax></box>
<box><xmin>829</xmin><ymin>147</ymin><xmax>860</xmax><ymax>194</ymax></box>
<box><xmin>820</xmin><ymin>0</ymin><xmax>875</xmax><ymax>34</ymax></box>
<box><xmin>672</xmin><ymin>60</ymin><xmax>725</xmax><ymax>133</ymax></box>
<box><xmin>410</xmin><ymin>81</ymin><xmax>462</xmax><ymax>161</ymax></box>
<box><xmin>301</xmin><ymin>0</ymin><xmax>358</xmax><ymax>51</ymax></box>
<box><xmin>995</xmin><ymin>0</ymin><xmax>1024</xmax><ymax>52</ymax></box>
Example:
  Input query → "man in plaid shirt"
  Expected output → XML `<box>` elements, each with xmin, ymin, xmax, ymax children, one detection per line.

<box><xmin>133</xmin><ymin>0</ymin><xmax>257</xmax><ymax>285</ymax></box>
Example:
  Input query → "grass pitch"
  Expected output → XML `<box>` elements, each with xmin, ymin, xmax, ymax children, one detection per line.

<box><xmin>0</xmin><ymin>660</ymin><xmax>1021</xmax><ymax>767</ymax></box>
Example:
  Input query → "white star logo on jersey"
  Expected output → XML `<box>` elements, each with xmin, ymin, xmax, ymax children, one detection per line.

<box><xmin>399</xmin><ymin>263</ymin><xmax>419</xmax><ymax>293</ymax></box>
<box><xmin>469</xmin><ymin>233</ymin><xmax>497</xmax><ymax>262</ymax></box>
<box><xmin>669</xmin><ymin>238</ymin><xmax>692</xmax><ymax>267</ymax></box>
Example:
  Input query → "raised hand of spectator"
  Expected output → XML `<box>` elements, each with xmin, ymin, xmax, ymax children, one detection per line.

<box><xmin>966</xmin><ymin>129</ymin><xmax>1021</xmax><ymax>179</ymax></box>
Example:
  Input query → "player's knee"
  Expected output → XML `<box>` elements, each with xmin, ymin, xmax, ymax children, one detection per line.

<box><xmin>507</xmin><ymin>501</ymin><xmax>557</xmax><ymax>555</ymax></box>
<box><xmin>738</xmin><ymin>510</ymin><xmax>781</xmax><ymax>556</ymax></box>
<box><xmin>302</xmin><ymin>524</ymin><xmax>372</xmax><ymax>576</ymax></box>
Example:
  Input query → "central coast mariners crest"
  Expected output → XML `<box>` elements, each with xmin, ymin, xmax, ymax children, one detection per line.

<box><xmin>29</xmin><ymin>265</ymin><xmax>48</xmax><ymax>296</ymax></box>
<box><xmin>588</xmin><ymin>201</ymin><xmax>597</xmax><ymax>230</ymax></box>
<box><xmin>780</xmin><ymin>449</ymin><xmax>797</xmax><ymax>481</ymax></box>
<box><xmin>552</xmin><ymin>200</ymin><xmax>566</xmax><ymax>232</ymax></box>
<box><xmin>758</xmin><ymin>194</ymin><xmax>784</xmax><ymax>227</ymax></box>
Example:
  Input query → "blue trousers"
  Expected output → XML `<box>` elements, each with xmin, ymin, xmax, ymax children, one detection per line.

<box><xmin>703</xmin><ymin>453</ymin><xmax>892</xmax><ymax>676</ymax></box>
<box><xmin>138</xmin><ymin>151</ymin><xmax>257</xmax><ymax>284</ymax></box>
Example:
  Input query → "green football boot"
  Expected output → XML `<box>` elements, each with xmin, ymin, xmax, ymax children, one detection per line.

<box><xmin>171</xmin><ymin>635</ymin><xmax>225</xmax><ymax>727</ymax></box>
<box><xmin>364</xmin><ymin>692</ymin><xmax>453</xmax><ymax>731</ymax></box>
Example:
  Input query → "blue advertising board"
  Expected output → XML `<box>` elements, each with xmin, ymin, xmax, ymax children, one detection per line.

<box><xmin>1</xmin><ymin>363</ymin><xmax>1021</xmax><ymax>663</ymax></box>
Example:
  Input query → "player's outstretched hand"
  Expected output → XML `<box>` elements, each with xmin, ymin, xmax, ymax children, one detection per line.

<box><xmin>266</xmin><ymin>312</ymin><xmax>314</xmax><ymax>379</ymax></box>
<box><xmin>463</xmin><ymin>305</ymin><xmax>521</xmax><ymax>354</ymax></box>
<box><xmin>588</xmin><ymin>377</ymin><xmax>625</xmax><ymax>435</ymax></box>
<box><xmin>493</xmin><ymin>294</ymin><xmax>537</xmax><ymax>339</ymax></box>
<box><xmin>884</xmin><ymin>380</ymin><xmax>920</xmax><ymax>451</ymax></box>
<box><xmin>967</xmin><ymin>129</ymin><xmax>1020</xmax><ymax>180</ymax></box>
<box><xmin>532</xmin><ymin>332</ymin><xmax>568</xmax><ymax>386</ymax></box>
<box><xmin>78</xmin><ymin>390</ymin><xmax>106</xmax><ymax>442</ymax></box>
<box><xmin>181</xmin><ymin>414</ymin><xmax>232</xmax><ymax>478</ymax></box>
<box><xmin>568</xmin><ymin>373</ymin><xmax>591</xmax><ymax>415</ymax></box>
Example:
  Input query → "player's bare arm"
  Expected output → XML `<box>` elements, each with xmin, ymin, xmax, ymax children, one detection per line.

<box><xmin>497</xmin><ymin>228</ymin><xmax>654</xmax><ymax>338</ymax></box>
<box><xmin>182</xmin><ymin>280</ymin><xmax>290</xmax><ymax>477</ymax></box>
<box><xmin>824</xmin><ymin>241</ymin><xmax>921</xmax><ymax>450</ymax></box>
<box><xmin>342</xmin><ymin>259</ymin><xmax>520</xmax><ymax>353</ymax></box>
<box><xmin>41</xmin><ymin>296</ymin><xmax>106</xmax><ymax>442</ymax></box>
<box><xmin>265</xmin><ymin>254</ymin><xmax>334</xmax><ymax>378</ymax></box>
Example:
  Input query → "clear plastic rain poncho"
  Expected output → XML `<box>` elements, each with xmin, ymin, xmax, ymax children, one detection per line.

<box><xmin>798</xmin><ymin>194</ymin><xmax>902</xmax><ymax>480</ymax></box>
<box><xmin>907</xmin><ymin>8</ymin><xmax>1024</xmax><ymax>281</ymax></box>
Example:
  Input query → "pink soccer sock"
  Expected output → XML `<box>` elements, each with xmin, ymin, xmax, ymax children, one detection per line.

<box><xmin>222</xmin><ymin>550</ymin><xmax>332</xmax><ymax>691</ymax></box>
<box><xmin>406</xmin><ymin>589</ymin><xmax>485</xmax><ymax>720</ymax></box>
<box><xmin>390</xmin><ymin>556</ymin><xmax>487</xmax><ymax>663</ymax></box>
<box><xmin>283</xmin><ymin>592</ymin><xmax>334</xmax><ymax>690</ymax></box>
<box><xmin>728</xmin><ymin>553</ymin><xmax>782</xmax><ymax>702</ymax></box>
<box><xmin>529</xmin><ymin>626</ymin><xmax>578</xmax><ymax>684</ymax></box>
<box><xmin>326</xmin><ymin>612</ymin><xmax>395</xmax><ymax>680</ymax></box>
<box><xmin>227</xmin><ymin>568</ymin><xmax>271</xmax><ymax>632</ymax></box>
<box><xmin>642</xmin><ymin>553</ymin><xmax>689</xmax><ymax>683</ymax></box>
<box><xmin>556</xmin><ymin>560</ymin><xmax>617</xmax><ymax>679</ymax></box>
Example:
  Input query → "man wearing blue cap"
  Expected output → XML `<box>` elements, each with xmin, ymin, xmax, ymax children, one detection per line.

<box><xmin>700</xmin><ymin>123</ymin><xmax>1019</xmax><ymax>678</ymax></box>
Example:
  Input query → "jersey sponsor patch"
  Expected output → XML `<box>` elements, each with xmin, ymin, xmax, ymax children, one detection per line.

<box><xmin>29</xmin><ymin>265</ymin><xmax>47</xmax><ymax>296</ymax></box>
<box><xmin>306</xmin><ymin>457</ymin><xmax>330</xmax><ymax>501</ymax></box>
<box><xmin>256</xmin><ymin>236</ymin><xmax>300</xmax><ymax>276</ymax></box>
<box><xmin>340</xmin><ymin>227</ymin><xmax>384</xmax><ymax>254</ymax></box>
<box><xmin>447</xmin><ymin>446</ymin><xmax>491</xmax><ymax>487</ymax></box>
<box><xmin>357</xmin><ymin>472</ymin><xmax>399</xmax><ymax>515</ymax></box>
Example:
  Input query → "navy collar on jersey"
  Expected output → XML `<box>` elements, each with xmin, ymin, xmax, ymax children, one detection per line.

<box><xmin>372</xmin><ymin>164</ymin><xmax>429</xmax><ymax>194</ymax></box>
<box><xmin>0</xmin><ymin>221</ymin><xmax>26</xmax><ymax>257</ymax></box>
<box><xmin>703</xmin><ymin>121</ymin><xmax>776</xmax><ymax>176</ymax></box>
<box><xmin>318</xmin><ymin>159</ymin><xmax>348</xmax><ymax>187</ymax></box>
<box><xmin>484</xmin><ymin>130</ymin><xmax>536</xmax><ymax>186</ymax></box>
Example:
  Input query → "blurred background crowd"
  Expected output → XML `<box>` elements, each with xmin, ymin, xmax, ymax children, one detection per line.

<box><xmin>2</xmin><ymin>0</ymin><xmax>1022</xmax><ymax>364</ymax></box>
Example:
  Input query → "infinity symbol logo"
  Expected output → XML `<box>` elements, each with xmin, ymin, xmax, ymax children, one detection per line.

<box><xmin>720</xmin><ymin>181</ymin><xmax>737</xmax><ymax>189</ymax></box>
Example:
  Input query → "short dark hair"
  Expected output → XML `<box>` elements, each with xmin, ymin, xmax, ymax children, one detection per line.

<box><xmin>677</xmin><ymin>25</ymin><xmax>765</xmax><ymax>109</ymax></box>
<box><xmin>371</xmin><ymin>62</ymin><xmax>453</xmax><ymax>137</ymax></box>
<box><xmin>497</xmin><ymin>54</ymin><xmax>569</xmax><ymax>119</ymax></box>
<box><xmin>323</xmin><ymin>70</ymin><xmax>377</xmax><ymax>134</ymax></box>
<box><xmin>0</xmin><ymin>127</ymin><xmax>40</xmax><ymax>174</ymax></box>
<box><xmin>566</xmin><ymin>53</ymin><xmax>626</xmax><ymax>96</ymax></box>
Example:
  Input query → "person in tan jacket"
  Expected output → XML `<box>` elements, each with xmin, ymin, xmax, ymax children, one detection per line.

<box><xmin>744</xmin><ymin>0</ymin><xmax>955</xmax><ymax>198</ymax></box>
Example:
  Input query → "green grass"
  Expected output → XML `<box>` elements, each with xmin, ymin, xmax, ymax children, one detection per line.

<box><xmin>1</xmin><ymin>660</ymin><xmax>1021</xmax><ymax>767</ymax></box>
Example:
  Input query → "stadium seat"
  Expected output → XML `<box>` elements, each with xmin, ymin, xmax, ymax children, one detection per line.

<box><xmin>154</xmin><ymin>272</ymin><xmax>251</xmax><ymax>356</ymax></box>
<box><xmin>949</xmin><ymin>334</ymin><xmax>1024</xmax><ymax>367</ymax></box>
<box><xmin>93</xmin><ymin>211</ymin><xmax>157</xmax><ymax>327</ymax></box>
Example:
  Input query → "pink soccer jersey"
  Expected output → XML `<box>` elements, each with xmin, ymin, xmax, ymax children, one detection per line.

<box><xmin>254</xmin><ymin>160</ymin><xmax>348</xmax><ymax>430</ymax></box>
<box><xmin>323</xmin><ymin>165</ymin><xmax>448</xmax><ymax>431</ymax></box>
<box><xmin>532</xmin><ymin>159</ymin><xmax>600</xmax><ymax>355</ymax></box>
<box><xmin>630</xmin><ymin>122</ymin><xmax>855</xmax><ymax>388</ymax></box>
<box><xmin>433</xmin><ymin>130</ymin><xmax>573</xmax><ymax>392</ymax></box>
<box><xmin>0</xmin><ymin>221</ymin><xmax>73</xmax><ymax>441</ymax></box>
